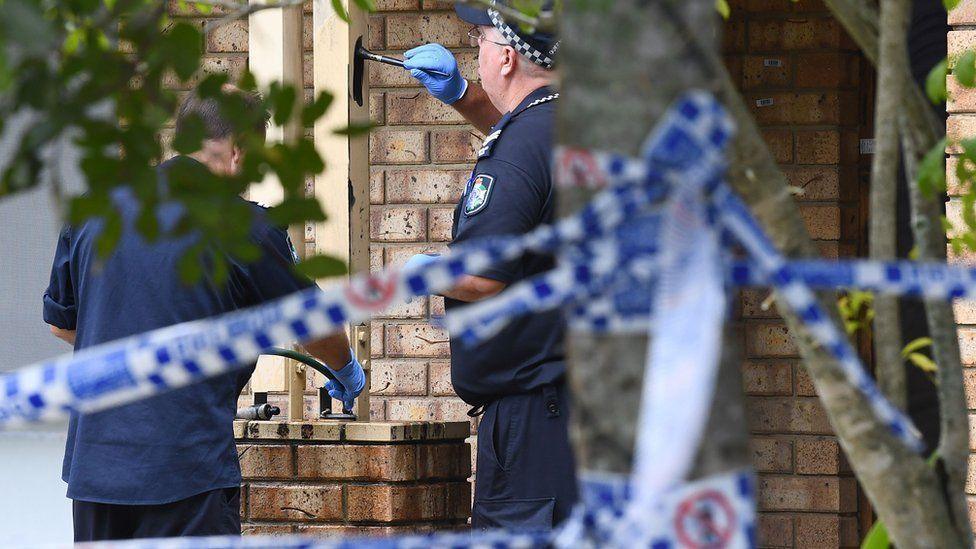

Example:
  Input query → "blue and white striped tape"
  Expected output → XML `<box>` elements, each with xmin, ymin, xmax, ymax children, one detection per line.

<box><xmin>0</xmin><ymin>91</ymin><xmax>952</xmax><ymax>548</ymax></box>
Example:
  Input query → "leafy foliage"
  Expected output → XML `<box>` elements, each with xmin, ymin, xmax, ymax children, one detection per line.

<box><xmin>0</xmin><ymin>0</ymin><xmax>366</xmax><ymax>283</ymax></box>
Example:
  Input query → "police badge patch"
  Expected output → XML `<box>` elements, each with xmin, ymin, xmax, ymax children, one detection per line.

<box><xmin>464</xmin><ymin>174</ymin><xmax>494</xmax><ymax>216</ymax></box>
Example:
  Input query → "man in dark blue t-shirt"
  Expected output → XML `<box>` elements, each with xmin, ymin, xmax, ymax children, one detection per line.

<box><xmin>43</xmin><ymin>86</ymin><xmax>365</xmax><ymax>542</ymax></box>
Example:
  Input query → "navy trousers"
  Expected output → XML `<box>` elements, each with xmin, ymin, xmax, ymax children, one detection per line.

<box><xmin>73</xmin><ymin>487</ymin><xmax>241</xmax><ymax>542</ymax></box>
<box><xmin>472</xmin><ymin>383</ymin><xmax>579</xmax><ymax>531</ymax></box>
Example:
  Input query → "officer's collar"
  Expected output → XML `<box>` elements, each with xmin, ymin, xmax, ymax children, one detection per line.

<box><xmin>511</xmin><ymin>85</ymin><xmax>556</xmax><ymax>116</ymax></box>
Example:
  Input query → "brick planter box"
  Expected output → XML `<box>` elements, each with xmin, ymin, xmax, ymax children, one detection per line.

<box><xmin>235</xmin><ymin>420</ymin><xmax>472</xmax><ymax>537</ymax></box>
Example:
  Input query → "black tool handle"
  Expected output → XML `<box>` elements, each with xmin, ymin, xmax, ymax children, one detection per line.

<box><xmin>365</xmin><ymin>51</ymin><xmax>450</xmax><ymax>77</ymax></box>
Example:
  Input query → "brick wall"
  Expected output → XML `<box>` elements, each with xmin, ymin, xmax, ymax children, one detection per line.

<box><xmin>725</xmin><ymin>1</ymin><xmax>865</xmax><ymax>547</ymax></box>
<box><xmin>365</xmin><ymin>1</ymin><xmax>480</xmax><ymax>447</ymax></box>
<box><xmin>236</xmin><ymin>420</ymin><xmax>471</xmax><ymax>535</ymax></box>
<box><xmin>947</xmin><ymin>0</ymin><xmax>976</xmax><ymax>534</ymax></box>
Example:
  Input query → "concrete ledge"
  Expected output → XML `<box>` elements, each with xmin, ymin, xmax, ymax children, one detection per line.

<box><xmin>234</xmin><ymin>420</ymin><xmax>470</xmax><ymax>442</ymax></box>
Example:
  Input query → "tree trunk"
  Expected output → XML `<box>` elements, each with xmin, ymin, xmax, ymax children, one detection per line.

<box><xmin>870</xmin><ymin>0</ymin><xmax>908</xmax><ymax>410</ymax></box>
<box><xmin>556</xmin><ymin>0</ymin><xmax>749</xmax><ymax>480</ymax></box>
<box><xmin>556</xmin><ymin>0</ymin><xmax>965</xmax><ymax>546</ymax></box>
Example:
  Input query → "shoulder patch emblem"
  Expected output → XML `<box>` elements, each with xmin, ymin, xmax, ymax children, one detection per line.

<box><xmin>464</xmin><ymin>174</ymin><xmax>495</xmax><ymax>216</ymax></box>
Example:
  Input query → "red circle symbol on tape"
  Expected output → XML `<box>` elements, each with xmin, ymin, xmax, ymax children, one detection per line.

<box><xmin>344</xmin><ymin>272</ymin><xmax>398</xmax><ymax>311</ymax></box>
<box><xmin>674</xmin><ymin>489</ymin><xmax>736</xmax><ymax>548</ymax></box>
<box><xmin>557</xmin><ymin>147</ymin><xmax>607</xmax><ymax>189</ymax></box>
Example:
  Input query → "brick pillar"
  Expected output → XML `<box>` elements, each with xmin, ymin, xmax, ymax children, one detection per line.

<box><xmin>725</xmin><ymin>1</ymin><xmax>864</xmax><ymax>546</ymax></box>
<box><xmin>365</xmin><ymin>1</ymin><xmax>480</xmax><ymax>466</ymax></box>
<box><xmin>236</xmin><ymin>419</ymin><xmax>471</xmax><ymax>536</ymax></box>
<box><xmin>947</xmin><ymin>0</ymin><xmax>976</xmax><ymax>533</ymax></box>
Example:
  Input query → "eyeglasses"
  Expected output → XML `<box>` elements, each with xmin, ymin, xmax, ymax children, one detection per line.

<box><xmin>467</xmin><ymin>27</ymin><xmax>509</xmax><ymax>48</ymax></box>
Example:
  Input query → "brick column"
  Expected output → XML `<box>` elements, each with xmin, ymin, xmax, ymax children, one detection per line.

<box><xmin>236</xmin><ymin>419</ymin><xmax>471</xmax><ymax>536</ymax></box>
<box><xmin>946</xmin><ymin>0</ymin><xmax>976</xmax><ymax>533</ymax></box>
<box><xmin>725</xmin><ymin>1</ymin><xmax>864</xmax><ymax>546</ymax></box>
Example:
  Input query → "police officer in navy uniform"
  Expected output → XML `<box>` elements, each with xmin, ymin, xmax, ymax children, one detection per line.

<box><xmin>43</xmin><ymin>86</ymin><xmax>366</xmax><ymax>542</ymax></box>
<box><xmin>402</xmin><ymin>3</ymin><xmax>577</xmax><ymax>531</ymax></box>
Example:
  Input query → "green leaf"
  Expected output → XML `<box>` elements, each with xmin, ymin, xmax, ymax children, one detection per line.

<box><xmin>271</xmin><ymin>84</ymin><xmax>297</xmax><ymax>127</ymax></box>
<box><xmin>945</xmin><ymin>0</ymin><xmax>962</xmax><ymax>11</ymax></box>
<box><xmin>331</xmin><ymin>0</ymin><xmax>350</xmax><ymax>22</ymax></box>
<box><xmin>295</xmin><ymin>254</ymin><xmax>348</xmax><ymax>279</ymax></box>
<box><xmin>901</xmin><ymin>337</ymin><xmax>933</xmax><ymax>357</ymax></box>
<box><xmin>333</xmin><ymin>122</ymin><xmax>375</xmax><ymax>136</ymax></box>
<box><xmin>907</xmin><ymin>352</ymin><xmax>939</xmax><ymax>373</ymax></box>
<box><xmin>166</xmin><ymin>22</ymin><xmax>203</xmax><ymax>80</ymax></box>
<box><xmin>267</xmin><ymin>197</ymin><xmax>327</xmax><ymax>226</ymax></box>
<box><xmin>926</xmin><ymin>58</ymin><xmax>948</xmax><ymax>104</ymax></box>
<box><xmin>917</xmin><ymin>138</ymin><xmax>948</xmax><ymax>197</ymax></box>
<box><xmin>715</xmin><ymin>0</ymin><xmax>730</xmax><ymax>19</ymax></box>
<box><xmin>956</xmin><ymin>50</ymin><xmax>976</xmax><ymax>87</ymax></box>
<box><xmin>302</xmin><ymin>91</ymin><xmax>334</xmax><ymax>127</ymax></box>
<box><xmin>172</xmin><ymin>114</ymin><xmax>206</xmax><ymax>154</ymax></box>
<box><xmin>96</xmin><ymin>212</ymin><xmax>123</xmax><ymax>259</ymax></box>
<box><xmin>860</xmin><ymin>519</ymin><xmax>890</xmax><ymax>549</ymax></box>
<box><xmin>353</xmin><ymin>0</ymin><xmax>377</xmax><ymax>12</ymax></box>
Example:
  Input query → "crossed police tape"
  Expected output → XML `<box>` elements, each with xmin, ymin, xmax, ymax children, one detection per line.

<box><xmin>0</xmin><ymin>91</ymin><xmax>952</xmax><ymax>548</ymax></box>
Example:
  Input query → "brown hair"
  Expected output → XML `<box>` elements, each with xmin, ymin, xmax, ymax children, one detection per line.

<box><xmin>175</xmin><ymin>84</ymin><xmax>269</xmax><ymax>143</ymax></box>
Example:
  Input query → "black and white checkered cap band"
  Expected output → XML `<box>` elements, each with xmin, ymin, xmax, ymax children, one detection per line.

<box><xmin>488</xmin><ymin>9</ymin><xmax>556</xmax><ymax>69</ymax></box>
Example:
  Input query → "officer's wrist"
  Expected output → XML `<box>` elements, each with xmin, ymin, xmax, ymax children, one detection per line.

<box><xmin>448</xmin><ymin>78</ymin><xmax>469</xmax><ymax>105</ymax></box>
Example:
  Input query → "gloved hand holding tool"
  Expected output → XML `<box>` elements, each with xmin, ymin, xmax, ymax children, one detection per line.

<box><xmin>403</xmin><ymin>44</ymin><xmax>467</xmax><ymax>104</ymax></box>
<box><xmin>325</xmin><ymin>350</ymin><xmax>366</xmax><ymax>412</ymax></box>
<box><xmin>352</xmin><ymin>37</ymin><xmax>455</xmax><ymax>106</ymax></box>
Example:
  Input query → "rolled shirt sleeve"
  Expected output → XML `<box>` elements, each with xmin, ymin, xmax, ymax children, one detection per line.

<box><xmin>43</xmin><ymin>226</ymin><xmax>77</xmax><ymax>329</ymax></box>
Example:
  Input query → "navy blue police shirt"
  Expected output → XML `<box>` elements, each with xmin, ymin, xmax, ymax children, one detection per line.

<box><xmin>445</xmin><ymin>86</ymin><xmax>566</xmax><ymax>406</ymax></box>
<box><xmin>43</xmin><ymin>155</ymin><xmax>315</xmax><ymax>504</ymax></box>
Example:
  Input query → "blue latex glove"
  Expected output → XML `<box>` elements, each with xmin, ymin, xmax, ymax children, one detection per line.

<box><xmin>403</xmin><ymin>253</ymin><xmax>440</xmax><ymax>272</ymax></box>
<box><xmin>403</xmin><ymin>43</ymin><xmax>468</xmax><ymax>104</ymax></box>
<box><xmin>325</xmin><ymin>349</ymin><xmax>365</xmax><ymax>411</ymax></box>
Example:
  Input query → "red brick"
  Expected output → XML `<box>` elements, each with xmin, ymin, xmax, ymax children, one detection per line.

<box><xmin>346</xmin><ymin>482</ymin><xmax>471</xmax><ymax>521</ymax></box>
<box><xmin>747</xmin><ymin>18</ymin><xmax>849</xmax><ymax>52</ymax></box>
<box><xmin>370</xmin><ymin>205</ymin><xmax>427</xmax><ymax>242</ymax></box>
<box><xmin>970</xmin><ymin>413</ymin><xmax>976</xmax><ymax>450</ymax></box>
<box><xmin>295</xmin><ymin>444</ymin><xmax>418</xmax><ymax>480</ymax></box>
<box><xmin>385</xmin><ymin>169</ymin><xmax>468</xmax><ymax>203</ymax></box>
<box><xmin>429</xmin><ymin>360</ymin><xmax>455</xmax><ymax>396</ymax></box>
<box><xmin>370</xmin><ymin>130</ymin><xmax>428</xmax><ymax>164</ymax></box>
<box><xmin>742</xmin><ymin>361</ymin><xmax>793</xmax><ymax>396</ymax></box>
<box><xmin>724</xmin><ymin>55</ymin><xmax>744</xmax><ymax>88</ymax></box>
<box><xmin>795</xmin><ymin>514</ymin><xmax>841</xmax><ymax>548</ymax></box>
<box><xmin>840</xmin><ymin>516</ymin><xmax>860</xmax><ymax>547</ymax></box>
<box><xmin>239</xmin><ymin>444</ymin><xmax>294</xmax><ymax>479</ymax></box>
<box><xmin>370</xmin><ymin>92</ymin><xmax>385</xmax><ymax>125</ymax></box>
<box><xmin>758</xmin><ymin>476</ymin><xmax>857</xmax><ymax>512</ymax></box>
<box><xmin>429</xmin><ymin>207</ymin><xmax>455</xmax><ymax>241</ymax></box>
<box><xmin>795</xmin><ymin>53</ymin><xmax>859</xmax><ymax>88</ymax></box>
<box><xmin>746</xmin><ymin>323</ymin><xmax>799</xmax><ymax>357</ymax></box>
<box><xmin>241</xmin><ymin>523</ymin><xmax>296</xmax><ymax>536</ymax></box>
<box><xmin>723</xmin><ymin>17</ymin><xmax>746</xmax><ymax>53</ymax></box>
<box><xmin>417</xmin><ymin>442</ymin><xmax>472</xmax><ymax>479</ymax></box>
<box><xmin>207</xmin><ymin>20</ymin><xmax>247</xmax><ymax>52</ymax></box>
<box><xmin>757</xmin><ymin>513</ymin><xmax>794</xmax><ymax>547</ymax></box>
<box><xmin>782</xmin><ymin>166</ymin><xmax>855</xmax><ymax>201</ymax></box>
<box><xmin>948</xmin><ymin>116</ymin><xmax>976</xmax><ymax>153</ymax></box>
<box><xmin>950</xmin><ymin>30</ymin><xmax>976</xmax><ymax>62</ymax></box>
<box><xmin>370</xmin><ymin>359</ymin><xmax>429</xmax><ymax>396</ymax></box>
<box><xmin>762</xmin><ymin>129</ymin><xmax>793</xmax><ymax>164</ymax></box>
<box><xmin>388</xmin><ymin>397</ymin><xmax>438</xmax><ymax>421</ymax></box>
<box><xmin>384</xmin><ymin>243</ymin><xmax>450</xmax><ymax>266</ymax></box>
<box><xmin>374</xmin><ymin>295</ymin><xmax>426</xmax><ymax>319</ymax></box>
<box><xmin>387</xmin><ymin>91</ymin><xmax>467</xmax><ymax>124</ymax></box>
<box><xmin>795</xmin><ymin>130</ymin><xmax>841</xmax><ymax>165</ymax></box>
<box><xmin>430</xmin><ymin>296</ymin><xmax>446</xmax><ymax>316</ymax></box>
<box><xmin>431</xmin><ymin>129</ymin><xmax>482</xmax><ymax>163</ymax></box>
<box><xmin>749</xmin><ymin>437</ymin><xmax>793</xmax><ymax>472</ymax></box>
<box><xmin>799</xmin><ymin>204</ymin><xmax>842</xmax><ymax>240</ymax></box>
<box><xmin>741</xmin><ymin>289</ymin><xmax>778</xmax><ymax>318</ymax></box>
<box><xmin>950</xmin><ymin>0</ymin><xmax>976</xmax><ymax>25</ymax></box>
<box><xmin>966</xmin><ymin>369</ymin><xmax>976</xmax><ymax>410</ymax></box>
<box><xmin>371</xmin><ymin>323</ymin><xmax>385</xmax><ymax>358</ymax></box>
<box><xmin>741</xmin><ymin>55</ymin><xmax>791</xmax><ymax>90</ymax></box>
<box><xmin>385</xmin><ymin>13</ymin><xmax>467</xmax><ymax>49</ymax></box>
<box><xmin>375</xmin><ymin>0</ymin><xmax>419</xmax><ymax>9</ymax></box>
<box><xmin>247</xmin><ymin>484</ymin><xmax>343</xmax><ymax>521</ymax></box>
<box><xmin>749</xmin><ymin>92</ymin><xmax>855</xmax><ymax>126</ymax></box>
<box><xmin>747</xmin><ymin>397</ymin><xmax>833</xmax><ymax>434</ymax></box>
<box><xmin>436</xmin><ymin>398</ymin><xmax>472</xmax><ymax>422</ymax></box>
<box><xmin>370</xmin><ymin>170</ymin><xmax>385</xmax><ymax>204</ymax></box>
<box><xmin>368</xmin><ymin>14</ymin><xmax>386</xmax><ymax>50</ymax></box>
<box><xmin>795</xmin><ymin>437</ymin><xmax>844</xmax><ymax>474</ymax></box>
<box><xmin>385</xmin><ymin>322</ymin><xmax>451</xmax><ymax>357</ymax></box>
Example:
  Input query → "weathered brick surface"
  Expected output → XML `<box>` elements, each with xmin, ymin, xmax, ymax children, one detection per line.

<box><xmin>758</xmin><ymin>476</ymin><xmax>858</xmax><ymax>513</ymax></box>
<box><xmin>248</xmin><ymin>484</ymin><xmax>344</xmax><ymax>522</ymax></box>
<box><xmin>346</xmin><ymin>482</ymin><xmax>471</xmax><ymax>522</ymax></box>
<box><xmin>239</xmin><ymin>445</ymin><xmax>294</xmax><ymax>479</ymax></box>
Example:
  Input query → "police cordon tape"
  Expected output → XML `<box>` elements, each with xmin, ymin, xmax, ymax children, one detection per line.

<box><xmin>0</xmin><ymin>91</ymin><xmax>942</xmax><ymax>548</ymax></box>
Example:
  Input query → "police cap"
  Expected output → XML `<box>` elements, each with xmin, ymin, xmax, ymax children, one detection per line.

<box><xmin>454</xmin><ymin>1</ymin><xmax>559</xmax><ymax>69</ymax></box>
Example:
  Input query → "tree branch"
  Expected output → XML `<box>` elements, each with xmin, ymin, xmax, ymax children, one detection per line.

<box><xmin>193</xmin><ymin>0</ymin><xmax>305</xmax><ymax>33</ymax></box>
<box><xmin>870</xmin><ymin>0</ymin><xmax>908</xmax><ymax>410</ymax></box>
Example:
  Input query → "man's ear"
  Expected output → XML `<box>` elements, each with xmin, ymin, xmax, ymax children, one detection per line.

<box><xmin>231</xmin><ymin>144</ymin><xmax>244</xmax><ymax>165</ymax></box>
<box><xmin>500</xmin><ymin>46</ymin><xmax>517</xmax><ymax>77</ymax></box>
